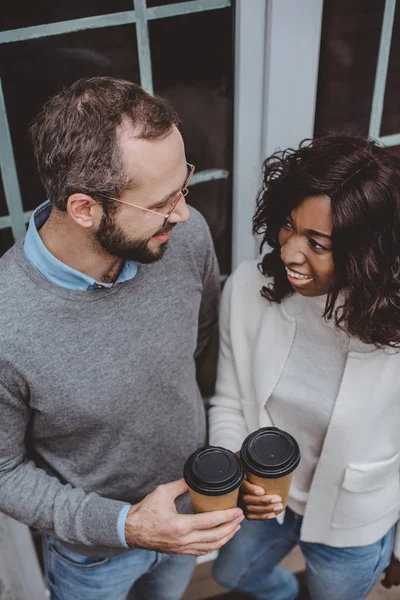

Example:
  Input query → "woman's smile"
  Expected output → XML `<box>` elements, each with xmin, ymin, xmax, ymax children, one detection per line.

<box><xmin>285</xmin><ymin>266</ymin><xmax>313</xmax><ymax>283</ymax></box>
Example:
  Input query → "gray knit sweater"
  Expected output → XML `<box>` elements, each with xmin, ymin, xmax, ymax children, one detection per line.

<box><xmin>0</xmin><ymin>208</ymin><xmax>219</xmax><ymax>557</ymax></box>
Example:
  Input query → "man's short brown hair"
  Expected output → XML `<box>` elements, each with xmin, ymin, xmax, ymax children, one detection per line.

<box><xmin>30</xmin><ymin>77</ymin><xmax>180</xmax><ymax>210</ymax></box>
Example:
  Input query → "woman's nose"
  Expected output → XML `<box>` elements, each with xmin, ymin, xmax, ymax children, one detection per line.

<box><xmin>281</xmin><ymin>235</ymin><xmax>305</xmax><ymax>265</ymax></box>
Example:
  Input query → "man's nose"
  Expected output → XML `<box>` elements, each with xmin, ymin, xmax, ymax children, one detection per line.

<box><xmin>169</xmin><ymin>196</ymin><xmax>190</xmax><ymax>224</ymax></box>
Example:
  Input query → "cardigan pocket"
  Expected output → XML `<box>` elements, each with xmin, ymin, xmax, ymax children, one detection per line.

<box><xmin>331</xmin><ymin>452</ymin><xmax>400</xmax><ymax>529</ymax></box>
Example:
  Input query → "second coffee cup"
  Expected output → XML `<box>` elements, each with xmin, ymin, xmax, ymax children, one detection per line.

<box><xmin>240</xmin><ymin>427</ymin><xmax>300</xmax><ymax>514</ymax></box>
<box><xmin>184</xmin><ymin>446</ymin><xmax>244</xmax><ymax>513</ymax></box>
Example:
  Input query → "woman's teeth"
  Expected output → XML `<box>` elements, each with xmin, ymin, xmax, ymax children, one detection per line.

<box><xmin>285</xmin><ymin>267</ymin><xmax>312</xmax><ymax>280</ymax></box>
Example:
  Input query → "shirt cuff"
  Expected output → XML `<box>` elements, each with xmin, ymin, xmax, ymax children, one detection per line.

<box><xmin>117</xmin><ymin>504</ymin><xmax>132</xmax><ymax>548</ymax></box>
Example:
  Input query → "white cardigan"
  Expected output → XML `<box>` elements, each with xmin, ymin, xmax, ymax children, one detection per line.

<box><xmin>209</xmin><ymin>260</ymin><xmax>400</xmax><ymax>559</ymax></box>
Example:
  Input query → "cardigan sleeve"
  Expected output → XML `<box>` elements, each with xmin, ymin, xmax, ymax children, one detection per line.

<box><xmin>208</xmin><ymin>274</ymin><xmax>249</xmax><ymax>452</ymax></box>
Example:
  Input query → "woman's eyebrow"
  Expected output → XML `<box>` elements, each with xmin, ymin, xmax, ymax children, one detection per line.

<box><xmin>287</xmin><ymin>215</ymin><xmax>332</xmax><ymax>240</ymax></box>
<box><xmin>304</xmin><ymin>228</ymin><xmax>332</xmax><ymax>240</ymax></box>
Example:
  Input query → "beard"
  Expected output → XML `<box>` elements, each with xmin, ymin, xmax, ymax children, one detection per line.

<box><xmin>94</xmin><ymin>211</ymin><xmax>175</xmax><ymax>264</ymax></box>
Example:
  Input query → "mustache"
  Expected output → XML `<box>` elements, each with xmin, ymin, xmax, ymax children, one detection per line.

<box><xmin>153</xmin><ymin>222</ymin><xmax>176</xmax><ymax>237</ymax></box>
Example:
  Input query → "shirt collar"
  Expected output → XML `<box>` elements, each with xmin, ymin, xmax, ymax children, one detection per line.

<box><xmin>23</xmin><ymin>200</ymin><xmax>137</xmax><ymax>290</ymax></box>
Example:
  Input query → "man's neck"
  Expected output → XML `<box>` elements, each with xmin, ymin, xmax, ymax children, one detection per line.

<box><xmin>39</xmin><ymin>212</ymin><xmax>124</xmax><ymax>284</ymax></box>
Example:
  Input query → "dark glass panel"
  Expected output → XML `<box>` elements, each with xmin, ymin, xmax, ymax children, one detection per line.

<box><xmin>0</xmin><ymin>25</ymin><xmax>139</xmax><ymax>212</ymax></box>
<box><xmin>0</xmin><ymin>227</ymin><xmax>14</xmax><ymax>257</ymax></box>
<box><xmin>150</xmin><ymin>6</ymin><xmax>233</xmax><ymax>272</ymax></box>
<box><xmin>0</xmin><ymin>171</ymin><xmax>8</xmax><ymax>217</ymax></box>
<box><xmin>315</xmin><ymin>0</ymin><xmax>385</xmax><ymax>137</ymax></box>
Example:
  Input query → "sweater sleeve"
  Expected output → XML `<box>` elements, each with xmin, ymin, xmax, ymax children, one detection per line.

<box><xmin>0</xmin><ymin>363</ymin><xmax>128</xmax><ymax>548</ymax></box>
<box><xmin>208</xmin><ymin>274</ymin><xmax>249</xmax><ymax>452</ymax></box>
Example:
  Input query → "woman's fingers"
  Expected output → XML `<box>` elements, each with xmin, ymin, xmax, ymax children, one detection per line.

<box><xmin>246</xmin><ymin>512</ymin><xmax>278</xmax><ymax>520</ymax></box>
<box><xmin>245</xmin><ymin>503</ymin><xmax>283</xmax><ymax>514</ymax></box>
<box><xmin>240</xmin><ymin>480</ymin><xmax>265</xmax><ymax>496</ymax></box>
<box><xmin>241</xmin><ymin>493</ymin><xmax>282</xmax><ymax>507</ymax></box>
<box><xmin>239</xmin><ymin>483</ymin><xmax>283</xmax><ymax>521</ymax></box>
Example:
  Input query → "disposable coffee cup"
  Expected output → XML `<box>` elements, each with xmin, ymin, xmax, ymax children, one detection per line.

<box><xmin>184</xmin><ymin>446</ymin><xmax>245</xmax><ymax>513</ymax></box>
<box><xmin>240</xmin><ymin>427</ymin><xmax>300</xmax><ymax>513</ymax></box>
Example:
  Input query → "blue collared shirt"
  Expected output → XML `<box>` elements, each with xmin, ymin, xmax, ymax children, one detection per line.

<box><xmin>24</xmin><ymin>200</ymin><xmax>137</xmax><ymax>290</ymax></box>
<box><xmin>24</xmin><ymin>200</ymin><xmax>135</xmax><ymax>547</ymax></box>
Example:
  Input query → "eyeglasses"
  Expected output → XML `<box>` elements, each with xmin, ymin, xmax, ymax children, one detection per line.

<box><xmin>94</xmin><ymin>163</ymin><xmax>195</xmax><ymax>227</ymax></box>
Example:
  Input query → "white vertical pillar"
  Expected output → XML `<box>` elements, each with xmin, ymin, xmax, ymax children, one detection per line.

<box><xmin>232</xmin><ymin>0</ymin><xmax>324</xmax><ymax>268</ymax></box>
<box><xmin>262</xmin><ymin>0</ymin><xmax>324</xmax><ymax>158</ymax></box>
<box><xmin>231</xmin><ymin>0</ymin><xmax>267</xmax><ymax>269</ymax></box>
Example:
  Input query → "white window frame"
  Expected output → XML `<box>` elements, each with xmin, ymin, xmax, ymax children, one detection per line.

<box><xmin>232</xmin><ymin>0</ymin><xmax>323</xmax><ymax>268</ymax></box>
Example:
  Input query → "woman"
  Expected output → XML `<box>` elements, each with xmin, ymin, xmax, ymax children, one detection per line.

<box><xmin>209</xmin><ymin>135</ymin><xmax>400</xmax><ymax>600</ymax></box>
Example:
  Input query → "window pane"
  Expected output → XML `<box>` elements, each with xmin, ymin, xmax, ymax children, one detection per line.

<box><xmin>385</xmin><ymin>145</ymin><xmax>400</xmax><ymax>158</ymax></box>
<box><xmin>150</xmin><ymin>7</ymin><xmax>233</xmax><ymax>273</ymax></box>
<box><xmin>0</xmin><ymin>228</ymin><xmax>15</xmax><ymax>257</ymax></box>
<box><xmin>315</xmin><ymin>0</ymin><xmax>385</xmax><ymax>137</ymax></box>
<box><xmin>0</xmin><ymin>171</ymin><xmax>8</xmax><ymax>218</ymax></box>
<box><xmin>0</xmin><ymin>25</ymin><xmax>139</xmax><ymax>212</ymax></box>
<box><xmin>189</xmin><ymin>179</ymin><xmax>232</xmax><ymax>275</ymax></box>
<box><xmin>0</xmin><ymin>0</ymin><xmax>133</xmax><ymax>31</ymax></box>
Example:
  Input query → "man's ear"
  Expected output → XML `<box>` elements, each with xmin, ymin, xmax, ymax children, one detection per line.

<box><xmin>66</xmin><ymin>194</ymin><xmax>103</xmax><ymax>229</ymax></box>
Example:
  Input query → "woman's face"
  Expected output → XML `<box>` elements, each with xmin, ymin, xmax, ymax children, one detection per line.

<box><xmin>278</xmin><ymin>195</ymin><xmax>334</xmax><ymax>297</ymax></box>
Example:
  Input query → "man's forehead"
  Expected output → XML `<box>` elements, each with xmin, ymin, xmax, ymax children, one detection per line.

<box><xmin>117</xmin><ymin>123</ymin><xmax>185</xmax><ymax>186</ymax></box>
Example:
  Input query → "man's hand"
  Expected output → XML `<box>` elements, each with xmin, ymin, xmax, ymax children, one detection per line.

<box><xmin>240</xmin><ymin>480</ymin><xmax>283</xmax><ymax>520</ymax></box>
<box><xmin>125</xmin><ymin>478</ymin><xmax>244</xmax><ymax>556</ymax></box>
<box><xmin>382</xmin><ymin>555</ymin><xmax>400</xmax><ymax>588</ymax></box>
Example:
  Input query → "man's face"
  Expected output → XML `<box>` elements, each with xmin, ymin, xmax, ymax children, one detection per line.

<box><xmin>94</xmin><ymin>124</ymin><xmax>190</xmax><ymax>263</ymax></box>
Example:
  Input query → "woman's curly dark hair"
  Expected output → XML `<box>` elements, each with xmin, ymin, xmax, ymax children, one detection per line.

<box><xmin>253</xmin><ymin>135</ymin><xmax>400</xmax><ymax>347</ymax></box>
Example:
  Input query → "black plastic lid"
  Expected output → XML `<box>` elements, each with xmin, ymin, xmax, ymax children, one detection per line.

<box><xmin>184</xmin><ymin>446</ymin><xmax>245</xmax><ymax>496</ymax></box>
<box><xmin>241</xmin><ymin>427</ymin><xmax>300</xmax><ymax>479</ymax></box>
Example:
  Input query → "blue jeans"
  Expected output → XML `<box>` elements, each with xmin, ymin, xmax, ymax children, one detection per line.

<box><xmin>213</xmin><ymin>508</ymin><xmax>394</xmax><ymax>600</ymax></box>
<box><xmin>42</xmin><ymin>535</ymin><xmax>196</xmax><ymax>600</ymax></box>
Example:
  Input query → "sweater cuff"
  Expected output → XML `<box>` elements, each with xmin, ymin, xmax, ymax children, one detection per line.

<box><xmin>79</xmin><ymin>493</ymin><xmax>131</xmax><ymax>548</ymax></box>
<box><xmin>393</xmin><ymin>520</ymin><xmax>400</xmax><ymax>560</ymax></box>
<box><xmin>117</xmin><ymin>504</ymin><xmax>132</xmax><ymax>548</ymax></box>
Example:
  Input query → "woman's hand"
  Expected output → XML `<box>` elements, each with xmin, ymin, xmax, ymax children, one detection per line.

<box><xmin>381</xmin><ymin>555</ymin><xmax>400</xmax><ymax>588</ymax></box>
<box><xmin>239</xmin><ymin>480</ymin><xmax>283</xmax><ymax>520</ymax></box>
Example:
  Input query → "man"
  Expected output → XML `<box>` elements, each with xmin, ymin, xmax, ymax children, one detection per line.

<box><xmin>0</xmin><ymin>78</ymin><xmax>243</xmax><ymax>600</ymax></box>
